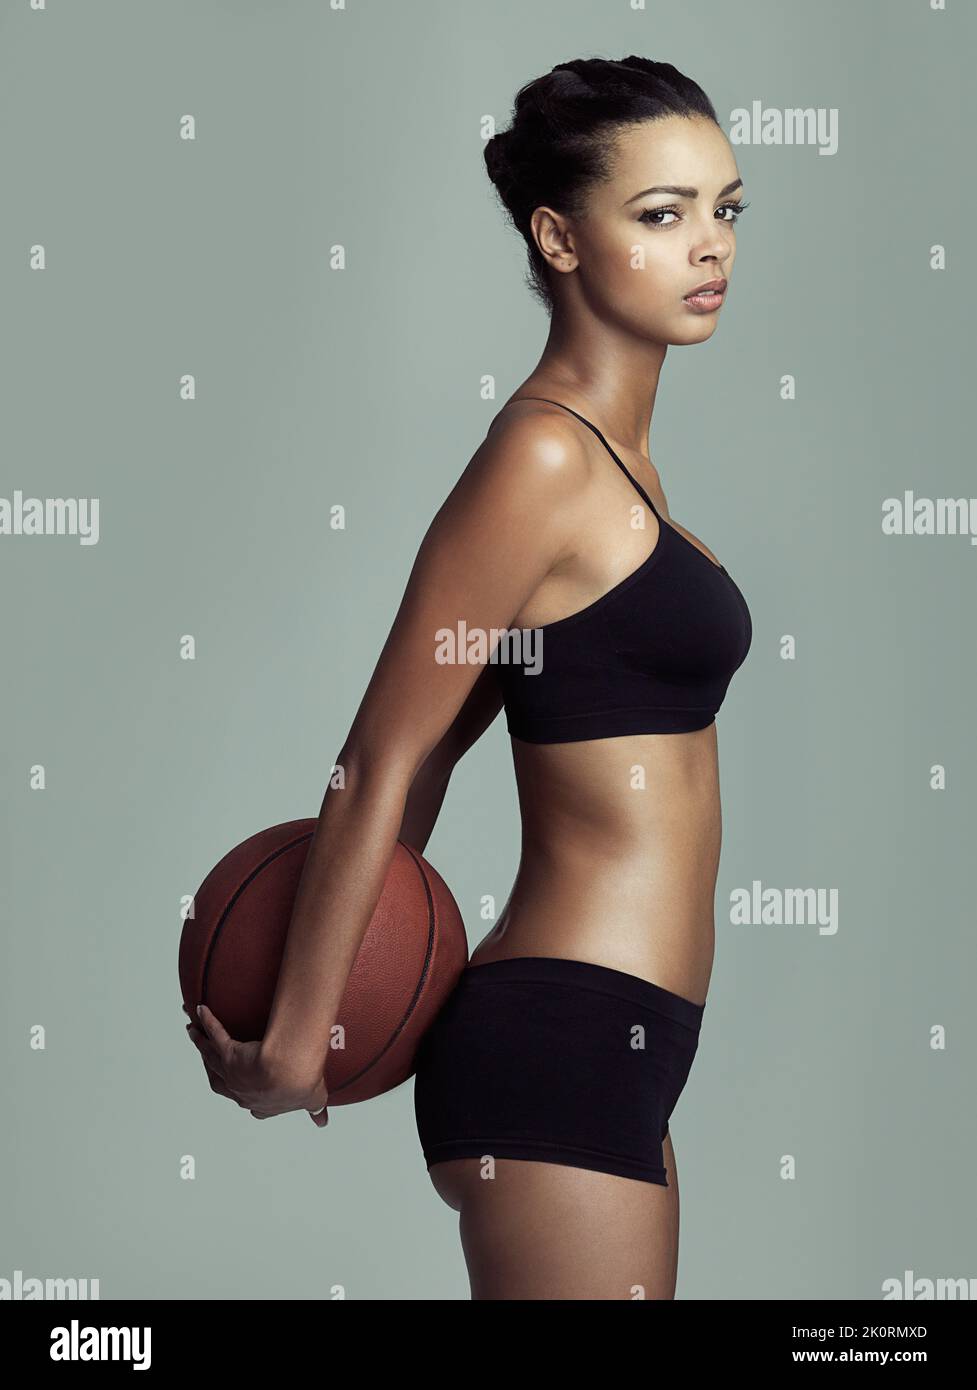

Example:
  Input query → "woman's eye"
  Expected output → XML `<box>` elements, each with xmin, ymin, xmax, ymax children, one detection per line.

<box><xmin>638</xmin><ymin>207</ymin><xmax>679</xmax><ymax>226</ymax></box>
<box><xmin>639</xmin><ymin>201</ymin><xmax>749</xmax><ymax>228</ymax></box>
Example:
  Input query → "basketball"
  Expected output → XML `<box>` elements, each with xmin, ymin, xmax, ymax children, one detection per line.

<box><xmin>179</xmin><ymin>819</ymin><xmax>469</xmax><ymax>1104</ymax></box>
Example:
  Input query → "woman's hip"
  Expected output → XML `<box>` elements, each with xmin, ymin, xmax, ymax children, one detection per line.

<box><xmin>412</xmin><ymin>954</ymin><xmax>705</xmax><ymax>1188</ymax></box>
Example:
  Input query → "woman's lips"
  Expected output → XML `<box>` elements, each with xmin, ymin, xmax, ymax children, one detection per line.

<box><xmin>683</xmin><ymin>283</ymin><xmax>726</xmax><ymax>313</ymax></box>
<box><xmin>689</xmin><ymin>278</ymin><xmax>728</xmax><ymax>311</ymax></box>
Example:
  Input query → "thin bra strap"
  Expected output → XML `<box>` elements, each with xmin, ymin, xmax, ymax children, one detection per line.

<box><xmin>517</xmin><ymin>396</ymin><xmax>659</xmax><ymax>516</ymax></box>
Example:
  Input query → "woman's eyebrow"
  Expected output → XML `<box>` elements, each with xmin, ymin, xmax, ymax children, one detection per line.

<box><xmin>624</xmin><ymin>177</ymin><xmax>743</xmax><ymax>204</ymax></box>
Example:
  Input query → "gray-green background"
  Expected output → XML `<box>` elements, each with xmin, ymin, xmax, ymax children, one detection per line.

<box><xmin>2</xmin><ymin>0</ymin><xmax>974</xmax><ymax>1300</ymax></box>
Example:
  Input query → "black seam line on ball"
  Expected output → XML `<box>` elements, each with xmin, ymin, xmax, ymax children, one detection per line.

<box><xmin>201</xmin><ymin>831</ymin><xmax>315</xmax><ymax>1003</ymax></box>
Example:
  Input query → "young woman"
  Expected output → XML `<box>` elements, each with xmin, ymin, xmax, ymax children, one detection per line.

<box><xmin>188</xmin><ymin>55</ymin><xmax>753</xmax><ymax>1301</ymax></box>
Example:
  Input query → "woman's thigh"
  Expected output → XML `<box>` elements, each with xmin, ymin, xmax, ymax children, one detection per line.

<box><xmin>430</xmin><ymin>1130</ymin><xmax>681</xmax><ymax>1300</ymax></box>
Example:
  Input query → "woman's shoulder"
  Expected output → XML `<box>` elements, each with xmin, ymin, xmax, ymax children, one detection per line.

<box><xmin>486</xmin><ymin>392</ymin><xmax>578</xmax><ymax>438</ymax></box>
<box><xmin>470</xmin><ymin>394</ymin><xmax>593</xmax><ymax>500</ymax></box>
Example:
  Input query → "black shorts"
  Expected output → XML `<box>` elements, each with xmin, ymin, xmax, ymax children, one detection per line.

<box><xmin>412</xmin><ymin>955</ymin><xmax>705</xmax><ymax>1187</ymax></box>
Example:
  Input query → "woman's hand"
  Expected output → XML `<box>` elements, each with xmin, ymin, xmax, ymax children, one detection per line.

<box><xmin>184</xmin><ymin>1003</ymin><xmax>329</xmax><ymax>1127</ymax></box>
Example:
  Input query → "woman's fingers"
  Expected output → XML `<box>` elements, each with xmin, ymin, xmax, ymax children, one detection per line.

<box><xmin>205</xmin><ymin>1065</ymin><xmax>239</xmax><ymax>1103</ymax></box>
<box><xmin>195</xmin><ymin>1003</ymin><xmax>233</xmax><ymax>1056</ymax></box>
<box><xmin>307</xmin><ymin>1079</ymin><xmax>330</xmax><ymax>1127</ymax></box>
<box><xmin>186</xmin><ymin>1022</ymin><xmax>228</xmax><ymax>1079</ymax></box>
<box><xmin>185</xmin><ymin>1016</ymin><xmax>259</xmax><ymax>1110</ymax></box>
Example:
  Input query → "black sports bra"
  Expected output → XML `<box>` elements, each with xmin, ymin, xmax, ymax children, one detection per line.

<box><xmin>491</xmin><ymin>398</ymin><xmax>752</xmax><ymax>742</ymax></box>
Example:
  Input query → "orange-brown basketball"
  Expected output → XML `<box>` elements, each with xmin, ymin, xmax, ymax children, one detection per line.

<box><xmin>179</xmin><ymin>819</ymin><xmax>468</xmax><ymax>1104</ymax></box>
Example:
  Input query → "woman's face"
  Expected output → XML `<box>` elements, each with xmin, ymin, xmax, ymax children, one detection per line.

<box><xmin>540</xmin><ymin>115</ymin><xmax>744</xmax><ymax>344</ymax></box>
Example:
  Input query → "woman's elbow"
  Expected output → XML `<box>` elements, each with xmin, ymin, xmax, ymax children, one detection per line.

<box><xmin>327</xmin><ymin>738</ymin><xmax>424</xmax><ymax>801</ymax></box>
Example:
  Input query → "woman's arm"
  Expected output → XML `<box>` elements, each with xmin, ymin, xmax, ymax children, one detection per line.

<box><xmin>398</xmin><ymin>755</ymin><xmax>452</xmax><ymax>856</ymax></box>
<box><xmin>258</xmin><ymin>412</ymin><xmax>588</xmax><ymax>1090</ymax></box>
<box><xmin>399</xmin><ymin>665</ymin><xmax>505</xmax><ymax>853</ymax></box>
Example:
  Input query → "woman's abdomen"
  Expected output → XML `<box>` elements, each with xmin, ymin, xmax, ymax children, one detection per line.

<box><xmin>470</xmin><ymin>729</ymin><xmax>723</xmax><ymax>1003</ymax></box>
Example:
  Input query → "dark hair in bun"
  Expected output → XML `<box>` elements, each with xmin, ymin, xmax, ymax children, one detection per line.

<box><xmin>484</xmin><ymin>56</ymin><xmax>719</xmax><ymax>312</ymax></box>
